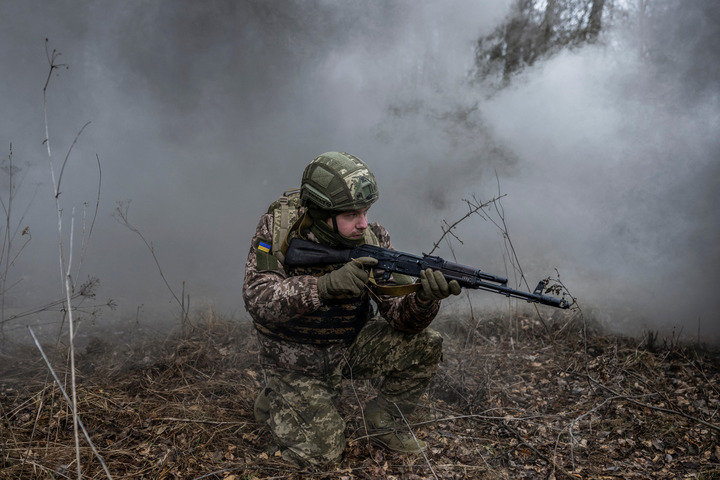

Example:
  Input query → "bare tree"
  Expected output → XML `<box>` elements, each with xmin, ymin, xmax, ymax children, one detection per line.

<box><xmin>475</xmin><ymin>0</ymin><xmax>610</xmax><ymax>84</ymax></box>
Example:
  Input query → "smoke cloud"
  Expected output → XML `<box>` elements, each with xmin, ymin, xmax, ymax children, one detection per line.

<box><xmin>0</xmin><ymin>0</ymin><xmax>717</xmax><ymax>342</ymax></box>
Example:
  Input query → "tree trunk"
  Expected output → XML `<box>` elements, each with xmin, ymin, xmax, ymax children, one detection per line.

<box><xmin>503</xmin><ymin>0</ymin><xmax>533</xmax><ymax>81</ymax></box>
<box><xmin>587</xmin><ymin>0</ymin><xmax>605</xmax><ymax>42</ymax></box>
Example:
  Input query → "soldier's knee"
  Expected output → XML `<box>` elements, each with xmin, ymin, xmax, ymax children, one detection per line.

<box><xmin>418</xmin><ymin>328</ymin><xmax>443</xmax><ymax>363</ymax></box>
<box><xmin>424</xmin><ymin>328</ymin><xmax>443</xmax><ymax>347</ymax></box>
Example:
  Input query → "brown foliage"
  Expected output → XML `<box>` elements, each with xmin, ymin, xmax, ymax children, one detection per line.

<box><xmin>1</xmin><ymin>312</ymin><xmax>719</xmax><ymax>479</ymax></box>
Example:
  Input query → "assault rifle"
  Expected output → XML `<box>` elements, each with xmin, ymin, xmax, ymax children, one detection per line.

<box><xmin>284</xmin><ymin>238</ymin><xmax>570</xmax><ymax>309</ymax></box>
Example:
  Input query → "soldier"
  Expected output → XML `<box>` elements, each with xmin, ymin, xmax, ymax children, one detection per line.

<box><xmin>243</xmin><ymin>151</ymin><xmax>461</xmax><ymax>467</ymax></box>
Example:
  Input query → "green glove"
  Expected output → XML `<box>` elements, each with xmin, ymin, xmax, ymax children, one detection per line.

<box><xmin>317</xmin><ymin>257</ymin><xmax>378</xmax><ymax>300</ymax></box>
<box><xmin>417</xmin><ymin>268</ymin><xmax>461</xmax><ymax>303</ymax></box>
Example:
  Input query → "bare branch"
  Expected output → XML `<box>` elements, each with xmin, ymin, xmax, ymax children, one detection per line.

<box><xmin>113</xmin><ymin>201</ymin><xmax>187</xmax><ymax>322</ymax></box>
<box><xmin>427</xmin><ymin>194</ymin><xmax>505</xmax><ymax>256</ymax></box>
<box><xmin>42</xmin><ymin>39</ymin><xmax>69</xmax><ymax>158</ymax></box>
<box><xmin>77</xmin><ymin>154</ymin><xmax>102</xmax><ymax>279</ymax></box>
<box><xmin>55</xmin><ymin>121</ymin><xmax>91</xmax><ymax>199</ymax></box>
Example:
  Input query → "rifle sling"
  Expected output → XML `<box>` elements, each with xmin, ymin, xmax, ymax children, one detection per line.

<box><xmin>368</xmin><ymin>273</ymin><xmax>422</xmax><ymax>297</ymax></box>
<box><xmin>279</xmin><ymin>211</ymin><xmax>313</xmax><ymax>261</ymax></box>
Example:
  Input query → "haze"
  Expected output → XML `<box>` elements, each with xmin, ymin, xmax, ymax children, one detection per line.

<box><xmin>0</xmin><ymin>0</ymin><xmax>717</xmax><ymax>343</ymax></box>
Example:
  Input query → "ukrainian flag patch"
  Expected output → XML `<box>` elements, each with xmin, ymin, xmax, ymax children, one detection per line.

<box><xmin>257</xmin><ymin>241</ymin><xmax>271</xmax><ymax>253</ymax></box>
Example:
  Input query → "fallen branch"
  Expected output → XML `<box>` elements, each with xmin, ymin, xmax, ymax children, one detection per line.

<box><xmin>151</xmin><ymin>417</ymin><xmax>247</xmax><ymax>426</ymax></box>
<box><xmin>591</xmin><ymin>377</ymin><xmax>720</xmax><ymax>433</ymax></box>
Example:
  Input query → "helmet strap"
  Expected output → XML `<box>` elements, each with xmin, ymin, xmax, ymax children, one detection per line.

<box><xmin>307</xmin><ymin>207</ymin><xmax>365</xmax><ymax>248</ymax></box>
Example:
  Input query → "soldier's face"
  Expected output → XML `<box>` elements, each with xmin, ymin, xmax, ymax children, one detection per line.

<box><xmin>328</xmin><ymin>208</ymin><xmax>369</xmax><ymax>239</ymax></box>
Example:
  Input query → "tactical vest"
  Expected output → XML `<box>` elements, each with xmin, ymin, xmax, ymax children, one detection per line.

<box><xmin>254</xmin><ymin>190</ymin><xmax>380</xmax><ymax>346</ymax></box>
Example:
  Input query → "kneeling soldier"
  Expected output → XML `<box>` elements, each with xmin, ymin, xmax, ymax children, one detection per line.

<box><xmin>242</xmin><ymin>151</ymin><xmax>461</xmax><ymax>466</ymax></box>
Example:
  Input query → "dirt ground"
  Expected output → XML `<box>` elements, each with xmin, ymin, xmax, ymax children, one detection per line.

<box><xmin>1</xmin><ymin>310</ymin><xmax>719</xmax><ymax>479</ymax></box>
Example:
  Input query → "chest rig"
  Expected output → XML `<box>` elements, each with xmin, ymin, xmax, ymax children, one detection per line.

<box><xmin>255</xmin><ymin>190</ymin><xmax>380</xmax><ymax>346</ymax></box>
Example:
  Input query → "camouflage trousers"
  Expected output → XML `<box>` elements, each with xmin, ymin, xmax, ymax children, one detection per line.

<box><xmin>253</xmin><ymin>318</ymin><xmax>443</xmax><ymax>466</ymax></box>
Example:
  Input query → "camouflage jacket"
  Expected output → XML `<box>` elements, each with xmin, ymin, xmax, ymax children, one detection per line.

<box><xmin>243</xmin><ymin>211</ymin><xmax>441</xmax><ymax>376</ymax></box>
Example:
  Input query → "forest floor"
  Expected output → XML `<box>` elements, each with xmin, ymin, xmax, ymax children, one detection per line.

<box><xmin>1</xmin><ymin>311</ymin><xmax>719</xmax><ymax>479</ymax></box>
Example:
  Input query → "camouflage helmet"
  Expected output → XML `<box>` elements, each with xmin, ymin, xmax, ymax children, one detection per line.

<box><xmin>300</xmin><ymin>152</ymin><xmax>379</xmax><ymax>211</ymax></box>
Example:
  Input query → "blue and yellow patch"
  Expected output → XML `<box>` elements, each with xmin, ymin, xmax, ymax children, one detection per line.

<box><xmin>255</xmin><ymin>239</ymin><xmax>278</xmax><ymax>271</ymax></box>
<box><xmin>257</xmin><ymin>241</ymin><xmax>271</xmax><ymax>253</ymax></box>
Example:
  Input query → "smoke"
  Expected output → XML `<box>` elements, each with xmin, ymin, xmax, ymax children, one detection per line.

<box><xmin>0</xmin><ymin>0</ymin><xmax>717</xmax><ymax>341</ymax></box>
<box><xmin>474</xmin><ymin>1</ymin><xmax>720</xmax><ymax>337</ymax></box>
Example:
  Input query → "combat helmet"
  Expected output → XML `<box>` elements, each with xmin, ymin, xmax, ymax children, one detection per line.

<box><xmin>300</xmin><ymin>152</ymin><xmax>379</xmax><ymax>212</ymax></box>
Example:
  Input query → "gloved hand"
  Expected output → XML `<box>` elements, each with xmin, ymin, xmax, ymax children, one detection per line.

<box><xmin>317</xmin><ymin>257</ymin><xmax>378</xmax><ymax>300</ymax></box>
<box><xmin>417</xmin><ymin>268</ymin><xmax>462</xmax><ymax>303</ymax></box>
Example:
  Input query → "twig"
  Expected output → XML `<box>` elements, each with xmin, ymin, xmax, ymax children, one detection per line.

<box><xmin>65</xmin><ymin>209</ymin><xmax>81</xmax><ymax>479</ymax></box>
<box><xmin>42</xmin><ymin>44</ymin><xmax>99</xmax><ymax>479</ymax></box>
<box><xmin>550</xmin><ymin>268</ymin><xmax>594</xmax><ymax>393</ymax></box>
<box><xmin>500</xmin><ymin>421</ymin><xmax>566</xmax><ymax>474</ymax></box>
<box><xmin>408</xmin><ymin>412</ymin><xmax>557</xmax><ymax>428</ymax></box>
<box><xmin>444</xmin><ymin>237</ymin><xmax>479</xmax><ymax>349</ymax></box>
<box><xmin>20</xmin><ymin>379</ymin><xmax>50</xmax><ymax>475</ymax></box>
<box><xmin>76</xmin><ymin>154</ymin><xmax>101</xmax><ymax>281</ymax></box>
<box><xmin>113</xmin><ymin>201</ymin><xmax>187</xmax><ymax>322</ymax></box>
<box><xmin>0</xmin><ymin>396</ymin><xmax>19</xmax><ymax>462</ymax></box>
<box><xmin>55</xmin><ymin>122</ymin><xmax>91</xmax><ymax>199</ymax></box>
<box><xmin>486</xmin><ymin>174</ymin><xmax>550</xmax><ymax>333</ymax></box>
<box><xmin>342</xmin><ymin>353</ymin><xmax>371</xmax><ymax>451</ymax></box>
<box><xmin>190</xmin><ymin>467</ymin><xmax>243</xmax><ymax>480</ymax></box>
<box><xmin>553</xmin><ymin>395</ymin><xmax>620</xmax><ymax>471</ymax></box>
<box><xmin>0</xmin><ymin>289</ymin><xmax>91</xmax><ymax>325</ymax></box>
<box><xmin>27</xmin><ymin>327</ymin><xmax>114</xmax><ymax>479</ymax></box>
<box><xmin>42</xmin><ymin>39</ymin><xmax>69</xmax><ymax>158</ymax></box>
<box><xmin>591</xmin><ymin>378</ymin><xmax>720</xmax><ymax>433</ymax></box>
<box><xmin>427</xmin><ymin>194</ymin><xmax>505</xmax><ymax>256</ymax></box>
<box><xmin>151</xmin><ymin>418</ymin><xmax>247</xmax><ymax>426</ymax></box>
<box><xmin>7</xmin><ymin>456</ymin><xmax>73</xmax><ymax>480</ymax></box>
<box><xmin>393</xmin><ymin>402</ymin><xmax>439</xmax><ymax>480</ymax></box>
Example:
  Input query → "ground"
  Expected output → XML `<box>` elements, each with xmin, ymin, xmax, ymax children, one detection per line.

<box><xmin>1</xmin><ymin>311</ymin><xmax>719</xmax><ymax>479</ymax></box>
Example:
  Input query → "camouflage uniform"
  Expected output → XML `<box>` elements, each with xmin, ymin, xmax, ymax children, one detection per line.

<box><xmin>243</xmin><ymin>211</ymin><xmax>443</xmax><ymax>466</ymax></box>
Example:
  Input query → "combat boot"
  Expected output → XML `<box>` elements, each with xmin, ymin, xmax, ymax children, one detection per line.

<box><xmin>363</xmin><ymin>397</ymin><xmax>426</xmax><ymax>454</ymax></box>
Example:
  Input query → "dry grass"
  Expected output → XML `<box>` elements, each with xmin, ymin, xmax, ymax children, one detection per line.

<box><xmin>1</xmin><ymin>310</ymin><xmax>719</xmax><ymax>479</ymax></box>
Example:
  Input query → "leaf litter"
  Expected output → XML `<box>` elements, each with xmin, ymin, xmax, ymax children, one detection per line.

<box><xmin>1</xmin><ymin>310</ymin><xmax>719</xmax><ymax>479</ymax></box>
